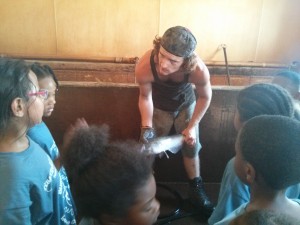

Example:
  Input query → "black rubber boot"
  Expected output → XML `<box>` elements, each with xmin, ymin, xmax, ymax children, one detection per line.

<box><xmin>188</xmin><ymin>177</ymin><xmax>215</xmax><ymax>217</ymax></box>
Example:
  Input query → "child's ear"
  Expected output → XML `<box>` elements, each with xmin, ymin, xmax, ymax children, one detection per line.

<box><xmin>11</xmin><ymin>98</ymin><xmax>25</xmax><ymax>117</ymax></box>
<box><xmin>244</xmin><ymin>162</ymin><xmax>256</xmax><ymax>184</ymax></box>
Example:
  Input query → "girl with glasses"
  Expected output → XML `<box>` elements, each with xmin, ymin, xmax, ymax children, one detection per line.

<box><xmin>28</xmin><ymin>62</ymin><xmax>77</xmax><ymax>224</ymax></box>
<box><xmin>0</xmin><ymin>58</ymin><xmax>74</xmax><ymax>224</ymax></box>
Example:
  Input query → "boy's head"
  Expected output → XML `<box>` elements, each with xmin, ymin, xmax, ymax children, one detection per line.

<box><xmin>272</xmin><ymin>70</ymin><xmax>300</xmax><ymax>100</ymax></box>
<box><xmin>31</xmin><ymin>62</ymin><xmax>58</xmax><ymax>117</ymax></box>
<box><xmin>234</xmin><ymin>83</ymin><xmax>295</xmax><ymax>131</ymax></box>
<box><xmin>234</xmin><ymin>115</ymin><xmax>300</xmax><ymax>190</ymax></box>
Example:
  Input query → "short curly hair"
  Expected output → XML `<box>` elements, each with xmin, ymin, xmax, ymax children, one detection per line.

<box><xmin>62</xmin><ymin>124</ymin><xmax>155</xmax><ymax>219</ymax></box>
<box><xmin>237</xmin><ymin>115</ymin><xmax>300</xmax><ymax>190</ymax></box>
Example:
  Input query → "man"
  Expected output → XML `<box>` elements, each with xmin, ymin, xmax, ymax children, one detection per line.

<box><xmin>135</xmin><ymin>26</ymin><xmax>214</xmax><ymax>215</ymax></box>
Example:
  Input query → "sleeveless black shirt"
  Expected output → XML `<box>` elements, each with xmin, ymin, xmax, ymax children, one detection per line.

<box><xmin>150</xmin><ymin>50</ymin><xmax>196</xmax><ymax>112</ymax></box>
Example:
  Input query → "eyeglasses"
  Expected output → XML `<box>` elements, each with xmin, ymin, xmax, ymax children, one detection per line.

<box><xmin>28</xmin><ymin>89</ymin><xmax>49</xmax><ymax>100</ymax></box>
<box><xmin>48</xmin><ymin>89</ymin><xmax>58</xmax><ymax>99</ymax></box>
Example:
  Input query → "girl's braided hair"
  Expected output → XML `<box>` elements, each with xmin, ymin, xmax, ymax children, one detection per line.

<box><xmin>237</xmin><ymin>83</ymin><xmax>295</xmax><ymax>122</ymax></box>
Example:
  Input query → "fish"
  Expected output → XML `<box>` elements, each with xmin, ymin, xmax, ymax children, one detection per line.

<box><xmin>144</xmin><ymin>134</ymin><xmax>184</xmax><ymax>155</ymax></box>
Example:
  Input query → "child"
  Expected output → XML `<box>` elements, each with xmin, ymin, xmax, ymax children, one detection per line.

<box><xmin>208</xmin><ymin>83</ymin><xmax>300</xmax><ymax>224</ymax></box>
<box><xmin>28</xmin><ymin>62</ymin><xmax>60</xmax><ymax>161</ymax></box>
<box><xmin>229</xmin><ymin>210</ymin><xmax>300</xmax><ymax>225</ymax></box>
<box><xmin>62</xmin><ymin>118</ymin><xmax>160</xmax><ymax>225</ymax></box>
<box><xmin>215</xmin><ymin>115</ymin><xmax>300</xmax><ymax>224</ymax></box>
<box><xmin>272</xmin><ymin>70</ymin><xmax>300</xmax><ymax>118</ymax></box>
<box><xmin>0</xmin><ymin>58</ymin><xmax>71</xmax><ymax>224</ymax></box>
<box><xmin>272</xmin><ymin>70</ymin><xmax>300</xmax><ymax>100</ymax></box>
<box><xmin>27</xmin><ymin>62</ymin><xmax>76</xmax><ymax>224</ymax></box>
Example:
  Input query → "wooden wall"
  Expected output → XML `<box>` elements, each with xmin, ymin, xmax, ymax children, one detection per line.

<box><xmin>44</xmin><ymin>81</ymin><xmax>238</xmax><ymax>183</ymax></box>
<box><xmin>39</xmin><ymin>60</ymin><xmax>297</xmax><ymax>183</ymax></box>
<box><xmin>1</xmin><ymin>0</ymin><xmax>300</xmax><ymax>65</ymax></box>
<box><xmin>24</xmin><ymin>59</ymin><xmax>290</xmax><ymax>86</ymax></box>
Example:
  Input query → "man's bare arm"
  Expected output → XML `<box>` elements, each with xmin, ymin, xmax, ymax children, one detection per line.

<box><xmin>182</xmin><ymin>62</ymin><xmax>212</xmax><ymax>146</ymax></box>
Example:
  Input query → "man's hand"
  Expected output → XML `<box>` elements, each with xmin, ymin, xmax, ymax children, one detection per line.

<box><xmin>182</xmin><ymin>127</ymin><xmax>196</xmax><ymax>147</ymax></box>
<box><xmin>140</xmin><ymin>127</ymin><xmax>156</xmax><ymax>143</ymax></box>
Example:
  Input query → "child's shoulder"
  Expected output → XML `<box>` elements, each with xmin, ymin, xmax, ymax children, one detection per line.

<box><xmin>28</xmin><ymin>121</ymin><xmax>48</xmax><ymax>133</ymax></box>
<box><xmin>28</xmin><ymin>137</ymin><xmax>54</xmax><ymax>162</ymax></box>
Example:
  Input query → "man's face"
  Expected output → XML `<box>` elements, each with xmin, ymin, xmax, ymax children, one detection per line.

<box><xmin>157</xmin><ymin>46</ymin><xmax>184</xmax><ymax>76</ymax></box>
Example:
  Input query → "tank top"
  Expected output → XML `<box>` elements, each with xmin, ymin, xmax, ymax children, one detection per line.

<box><xmin>150</xmin><ymin>50</ymin><xmax>195</xmax><ymax>112</ymax></box>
